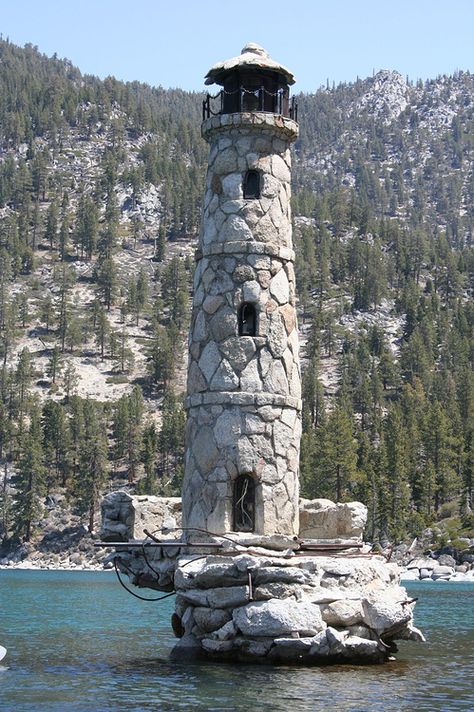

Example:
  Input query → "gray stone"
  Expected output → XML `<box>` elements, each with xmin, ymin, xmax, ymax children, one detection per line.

<box><xmin>232</xmin><ymin>636</ymin><xmax>273</xmax><ymax>657</ymax></box>
<box><xmin>321</xmin><ymin>599</ymin><xmax>364</xmax><ymax>627</ymax></box>
<box><xmin>267</xmin><ymin>314</ymin><xmax>287</xmax><ymax>358</ymax></box>
<box><xmin>220</xmin><ymin>337</ymin><xmax>256</xmax><ymax>371</ymax></box>
<box><xmin>254</xmin><ymin>566</ymin><xmax>310</xmax><ymax>586</ymax></box>
<box><xmin>270</xmin><ymin>269</ymin><xmax>290</xmax><ymax>304</ymax></box>
<box><xmin>209</xmin><ymin>307</ymin><xmax>236</xmax><ymax>341</ymax></box>
<box><xmin>233</xmin><ymin>599</ymin><xmax>325</xmax><ymax>638</ymax></box>
<box><xmin>193</xmin><ymin>607</ymin><xmax>231</xmax><ymax>634</ymax></box>
<box><xmin>361</xmin><ymin>595</ymin><xmax>412</xmax><ymax>635</ymax></box>
<box><xmin>244</xmin><ymin>413</ymin><xmax>266</xmax><ymax>434</ymax></box>
<box><xmin>221</xmin><ymin>173</ymin><xmax>243</xmax><ymax>199</ymax></box>
<box><xmin>344</xmin><ymin>635</ymin><xmax>385</xmax><ymax>662</ymax></box>
<box><xmin>299</xmin><ymin>499</ymin><xmax>367</xmax><ymax>541</ymax></box>
<box><xmin>213</xmin><ymin>147</ymin><xmax>238</xmax><ymax>174</ymax></box>
<box><xmin>264</xmin><ymin>361</ymin><xmax>288</xmax><ymax>395</ymax></box>
<box><xmin>201</xmin><ymin>638</ymin><xmax>234</xmax><ymax>653</ymax></box>
<box><xmin>243</xmin><ymin>280</ymin><xmax>261</xmax><ymax>302</ymax></box>
<box><xmin>192</xmin><ymin>426</ymin><xmax>219</xmax><ymax>472</ymax></box>
<box><xmin>325</xmin><ymin>627</ymin><xmax>346</xmax><ymax>655</ymax></box>
<box><xmin>210</xmin><ymin>620</ymin><xmax>237</xmax><ymax>641</ymax></box>
<box><xmin>198</xmin><ymin>341</ymin><xmax>221</xmax><ymax>382</ymax></box>
<box><xmin>207</xmin><ymin>586</ymin><xmax>250</xmax><ymax>608</ymax></box>
<box><xmin>170</xmin><ymin>634</ymin><xmax>202</xmax><ymax>661</ymax></box>
<box><xmin>239</xmin><ymin>359</ymin><xmax>263</xmax><ymax>392</ymax></box>
<box><xmin>221</xmin><ymin>215</ymin><xmax>253</xmax><ymax>241</ymax></box>
<box><xmin>437</xmin><ymin>554</ymin><xmax>457</xmax><ymax>568</ymax></box>
<box><xmin>221</xmin><ymin>199</ymin><xmax>243</xmax><ymax>215</ymax></box>
<box><xmin>203</xmin><ymin>295</ymin><xmax>224</xmax><ymax>314</ymax></box>
<box><xmin>431</xmin><ymin>565</ymin><xmax>454</xmax><ymax>580</ymax></box>
<box><xmin>269</xmin><ymin>637</ymin><xmax>312</xmax><ymax>661</ymax></box>
<box><xmin>214</xmin><ymin>410</ymin><xmax>242</xmax><ymax>447</ymax></box>
<box><xmin>272</xmin><ymin>155</ymin><xmax>291</xmax><ymax>183</ymax></box>
<box><xmin>187</xmin><ymin>362</ymin><xmax>207</xmax><ymax>393</ymax></box>
<box><xmin>254</xmin><ymin>582</ymin><xmax>300</xmax><ymax>600</ymax></box>
<box><xmin>233</xmin><ymin>265</ymin><xmax>255</xmax><ymax>283</ymax></box>
<box><xmin>100</xmin><ymin>491</ymin><xmax>181</xmax><ymax>542</ymax></box>
<box><xmin>210</xmin><ymin>359</ymin><xmax>239</xmax><ymax>390</ymax></box>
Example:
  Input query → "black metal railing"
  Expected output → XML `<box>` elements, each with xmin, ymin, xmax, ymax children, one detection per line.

<box><xmin>202</xmin><ymin>87</ymin><xmax>298</xmax><ymax>122</ymax></box>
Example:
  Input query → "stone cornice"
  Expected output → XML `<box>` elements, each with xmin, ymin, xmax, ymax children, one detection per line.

<box><xmin>195</xmin><ymin>241</ymin><xmax>295</xmax><ymax>262</ymax></box>
<box><xmin>185</xmin><ymin>391</ymin><xmax>302</xmax><ymax>411</ymax></box>
<box><xmin>202</xmin><ymin>113</ymin><xmax>298</xmax><ymax>142</ymax></box>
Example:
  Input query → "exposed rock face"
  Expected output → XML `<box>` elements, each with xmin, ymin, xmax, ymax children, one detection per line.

<box><xmin>356</xmin><ymin>69</ymin><xmax>409</xmax><ymax>123</ymax></box>
<box><xmin>183</xmin><ymin>109</ymin><xmax>301</xmax><ymax>538</ymax></box>
<box><xmin>100</xmin><ymin>491</ymin><xmax>182</xmax><ymax>542</ymax></box>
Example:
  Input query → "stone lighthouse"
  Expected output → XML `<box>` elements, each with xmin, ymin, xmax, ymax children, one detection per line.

<box><xmin>102</xmin><ymin>46</ymin><xmax>422</xmax><ymax>664</ymax></box>
<box><xmin>182</xmin><ymin>43</ymin><xmax>301</xmax><ymax>540</ymax></box>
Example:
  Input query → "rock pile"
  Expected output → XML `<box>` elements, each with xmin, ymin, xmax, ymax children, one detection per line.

<box><xmin>401</xmin><ymin>552</ymin><xmax>474</xmax><ymax>582</ymax></box>
<box><xmin>171</xmin><ymin>551</ymin><xmax>423</xmax><ymax>664</ymax></box>
<box><xmin>103</xmin><ymin>493</ymin><xmax>424</xmax><ymax>664</ymax></box>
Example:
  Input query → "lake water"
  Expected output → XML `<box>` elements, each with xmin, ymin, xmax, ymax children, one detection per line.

<box><xmin>1</xmin><ymin>570</ymin><xmax>473</xmax><ymax>711</ymax></box>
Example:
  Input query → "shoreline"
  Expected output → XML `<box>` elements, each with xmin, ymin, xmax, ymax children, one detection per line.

<box><xmin>2</xmin><ymin>559</ymin><xmax>474</xmax><ymax>583</ymax></box>
<box><xmin>0</xmin><ymin>561</ymin><xmax>113</xmax><ymax>572</ymax></box>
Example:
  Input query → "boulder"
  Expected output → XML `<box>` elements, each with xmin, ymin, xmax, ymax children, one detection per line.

<box><xmin>437</xmin><ymin>554</ymin><xmax>457</xmax><ymax>568</ymax></box>
<box><xmin>201</xmin><ymin>638</ymin><xmax>233</xmax><ymax>654</ymax></box>
<box><xmin>431</xmin><ymin>565</ymin><xmax>454</xmax><ymax>580</ymax></box>
<box><xmin>343</xmin><ymin>635</ymin><xmax>386</xmax><ymax>662</ymax></box>
<box><xmin>299</xmin><ymin>499</ymin><xmax>367</xmax><ymax>541</ymax></box>
<box><xmin>268</xmin><ymin>636</ymin><xmax>313</xmax><ymax>661</ymax></box>
<box><xmin>361</xmin><ymin>594</ymin><xmax>412</xmax><ymax>636</ymax></box>
<box><xmin>233</xmin><ymin>599</ymin><xmax>326</xmax><ymax>638</ymax></box>
<box><xmin>193</xmin><ymin>607</ymin><xmax>231</xmax><ymax>634</ymax></box>
<box><xmin>406</xmin><ymin>557</ymin><xmax>437</xmax><ymax>571</ymax></box>
<box><xmin>321</xmin><ymin>599</ymin><xmax>364</xmax><ymax>627</ymax></box>
<box><xmin>180</xmin><ymin>585</ymin><xmax>250</xmax><ymax>609</ymax></box>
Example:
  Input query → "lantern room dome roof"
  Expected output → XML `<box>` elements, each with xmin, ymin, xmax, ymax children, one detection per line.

<box><xmin>204</xmin><ymin>43</ymin><xmax>295</xmax><ymax>86</ymax></box>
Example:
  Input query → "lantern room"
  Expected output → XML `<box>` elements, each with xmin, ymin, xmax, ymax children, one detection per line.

<box><xmin>202</xmin><ymin>42</ymin><xmax>297</xmax><ymax>120</ymax></box>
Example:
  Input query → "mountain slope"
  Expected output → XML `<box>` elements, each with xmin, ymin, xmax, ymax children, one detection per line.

<box><xmin>0</xmin><ymin>41</ymin><xmax>472</xmax><ymax>564</ymax></box>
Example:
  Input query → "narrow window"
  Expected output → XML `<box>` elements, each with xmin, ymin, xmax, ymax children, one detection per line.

<box><xmin>243</xmin><ymin>170</ymin><xmax>260</xmax><ymax>199</ymax></box>
<box><xmin>238</xmin><ymin>303</ymin><xmax>256</xmax><ymax>336</ymax></box>
<box><xmin>233</xmin><ymin>474</ymin><xmax>255</xmax><ymax>532</ymax></box>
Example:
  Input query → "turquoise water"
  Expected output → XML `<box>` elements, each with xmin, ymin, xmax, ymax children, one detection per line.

<box><xmin>1</xmin><ymin>571</ymin><xmax>474</xmax><ymax>711</ymax></box>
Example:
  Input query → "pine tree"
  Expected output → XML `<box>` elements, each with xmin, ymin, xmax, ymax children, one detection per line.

<box><xmin>139</xmin><ymin>423</ymin><xmax>158</xmax><ymax>493</ymax></box>
<box><xmin>322</xmin><ymin>404</ymin><xmax>359</xmax><ymax>501</ymax></box>
<box><xmin>383</xmin><ymin>406</ymin><xmax>410</xmax><ymax>539</ymax></box>
<box><xmin>44</xmin><ymin>201</ymin><xmax>58</xmax><ymax>249</ymax></box>
<box><xmin>77</xmin><ymin>400</ymin><xmax>108</xmax><ymax>532</ymax></box>
<box><xmin>42</xmin><ymin>400</ymin><xmax>70</xmax><ymax>488</ymax></box>
<box><xmin>47</xmin><ymin>345</ymin><xmax>62</xmax><ymax>384</ymax></box>
<box><xmin>158</xmin><ymin>389</ymin><xmax>185</xmax><ymax>490</ymax></box>
<box><xmin>11</xmin><ymin>405</ymin><xmax>45</xmax><ymax>541</ymax></box>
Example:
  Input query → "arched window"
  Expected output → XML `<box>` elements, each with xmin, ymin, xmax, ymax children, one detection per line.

<box><xmin>233</xmin><ymin>474</ymin><xmax>255</xmax><ymax>532</ymax></box>
<box><xmin>243</xmin><ymin>170</ymin><xmax>260</xmax><ymax>199</ymax></box>
<box><xmin>238</xmin><ymin>303</ymin><xmax>257</xmax><ymax>336</ymax></box>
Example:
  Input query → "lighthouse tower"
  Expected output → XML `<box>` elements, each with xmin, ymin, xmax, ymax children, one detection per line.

<box><xmin>183</xmin><ymin>44</ymin><xmax>301</xmax><ymax>539</ymax></box>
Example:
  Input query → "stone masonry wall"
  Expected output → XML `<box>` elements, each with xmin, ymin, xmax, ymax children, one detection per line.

<box><xmin>183</xmin><ymin>114</ymin><xmax>301</xmax><ymax>538</ymax></box>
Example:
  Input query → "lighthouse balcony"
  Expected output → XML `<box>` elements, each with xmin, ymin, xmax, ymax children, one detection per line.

<box><xmin>202</xmin><ymin>88</ymin><xmax>297</xmax><ymax>122</ymax></box>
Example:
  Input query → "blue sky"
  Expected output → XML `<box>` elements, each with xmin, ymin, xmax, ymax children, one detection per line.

<box><xmin>2</xmin><ymin>0</ymin><xmax>474</xmax><ymax>92</ymax></box>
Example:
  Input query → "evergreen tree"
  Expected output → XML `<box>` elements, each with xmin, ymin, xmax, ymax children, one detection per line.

<box><xmin>11</xmin><ymin>404</ymin><xmax>45</xmax><ymax>540</ymax></box>
<box><xmin>76</xmin><ymin>400</ymin><xmax>108</xmax><ymax>532</ymax></box>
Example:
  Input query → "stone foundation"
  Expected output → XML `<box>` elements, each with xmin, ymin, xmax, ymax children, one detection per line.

<box><xmin>171</xmin><ymin>550</ymin><xmax>423</xmax><ymax>664</ymax></box>
<box><xmin>101</xmin><ymin>494</ymin><xmax>423</xmax><ymax>664</ymax></box>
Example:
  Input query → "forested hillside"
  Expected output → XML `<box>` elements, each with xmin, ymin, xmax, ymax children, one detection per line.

<box><xmin>0</xmin><ymin>39</ymin><xmax>472</xmax><ymax>559</ymax></box>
